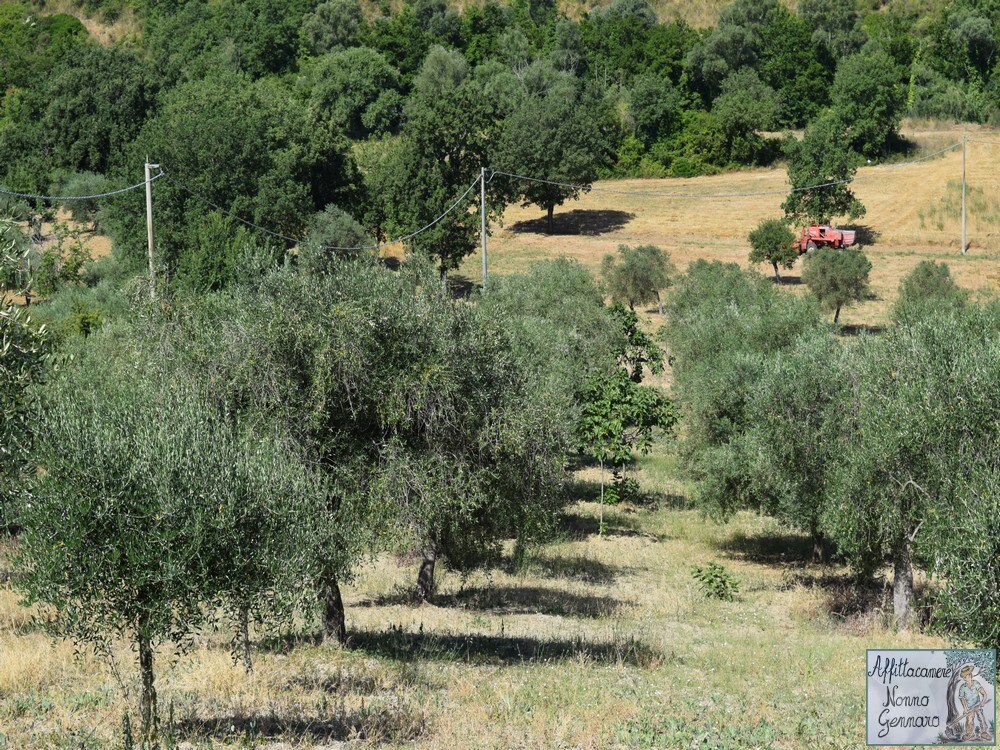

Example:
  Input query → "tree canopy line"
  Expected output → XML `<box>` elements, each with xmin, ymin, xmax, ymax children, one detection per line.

<box><xmin>1</xmin><ymin>0</ymin><xmax>998</xmax><ymax>293</ymax></box>
<box><xmin>0</xmin><ymin>0</ymin><xmax>999</xmax><ymax>741</ymax></box>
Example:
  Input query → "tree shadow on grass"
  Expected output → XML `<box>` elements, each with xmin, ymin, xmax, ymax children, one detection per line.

<box><xmin>557</xmin><ymin>509</ymin><xmax>653</xmax><ymax>541</ymax></box>
<box><xmin>772</xmin><ymin>275</ymin><xmax>803</xmax><ymax>286</ymax></box>
<box><xmin>348</xmin><ymin>624</ymin><xmax>657</xmax><ymax>666</ymax></box>
<box><xmin>718</xmin><ymin>529</ymin><xmax>814</xmax><ymax>566</ymax></box>
<box><xmin>508</xmin><ymin>209</ymin><xmax>636</xmax><ymax>236</ymax></box>
<box><xmin>360</xmin><ymin>585</ymin><xmax>623</xmax><ymax>619</ymax></box>
<box><xmin>520</xmin><ymin>553</ymin><xmax>620</xmax><ymax>584</ymax></box>
<box><xmin>838</xmin><ymin>323</ymin><xmax>885</xmax><ymax>337</ymax></box>
<box><xmin>176</xmin><ymin>703</ymin><xmax>425</xmax><ymax>746</ymax></box>
<box><xmin>846</xmin><ymin>224</ymin><xmax>880</xmax><ymax>246</ymax></box>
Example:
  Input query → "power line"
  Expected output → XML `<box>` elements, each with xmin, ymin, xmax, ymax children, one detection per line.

<box><xmin>0</xmin><ymin>173</ymin><xmax>163</xmax><ymax>202</ymax></box>
<box><xmin>489</xmin><ymin>142</ymin><xmax>963</xmax><ymax>199</ymax></box>
<box><xmin>161</xmin><ymin>170</ymin><xmax>482</xmax><ymax>252</ymax></box>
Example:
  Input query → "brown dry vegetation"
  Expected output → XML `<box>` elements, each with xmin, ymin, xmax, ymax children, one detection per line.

<box><xmin>0</xmin><ymin>444</ymin><xmax>946</xmax><ymax>749</ymax></box>
<box><xmin>460</xmin><ymin>124</ymin><xmax>1000</xmax><ymax>329</ymax></box>
<box><xmin>31</xmin><ymin>0</ymin><xmax>142</xmax><ymax>45</ymax></box>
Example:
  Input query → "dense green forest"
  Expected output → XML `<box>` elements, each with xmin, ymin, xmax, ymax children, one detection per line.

<box><xmin>1</xmin><ymin>0</ymin><xmax>998</xmax><ymax>287</ymax></box>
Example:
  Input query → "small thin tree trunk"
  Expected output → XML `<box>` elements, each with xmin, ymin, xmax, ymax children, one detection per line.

<box><xmin>599</xmin><ymin>458</ymin><xmax>605</xmax><ymax>537</ymax></box>
<box><xmin>834</xmin><ymin>305</ymin><xmax>841</xmax><ymax>324</ymax></box>
<box><xmin>320</xmin><ymin>574</ymin><xmax>347</xmax><ymax>645</ymax></box>
<box><xmin>547</xmin><ymin>204</ymin><xmax>554</xmax><ymax>233</ymax></box>
<box><xmin>656</xmin><ymin>292</ymin><xmax>663</xmax><ymax>316</ymax></box>
<box><xmin>773</xmin><ymin>262</ymin><xmax>782</xmax><ymax>285</ymax></box>
<box><xmin>893</xmin><ymin>537</ymin><xmax>915</xmax><ymax>630</ymax></box>
<box><xmin>238</xmin><ymin>605</ymin><xmax>253</xmax><ymax>674</ymax></box>
<box><xmin>137</xmin><ymin>631</ymin><xmax>157</xmax><ymax>742</ymax></box>
<box><xmin>416</xmin><ymin>546</ymin><xmax>437</xmax><ymax>603</ymax></box>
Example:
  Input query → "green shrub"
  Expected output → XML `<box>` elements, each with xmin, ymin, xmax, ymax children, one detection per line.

<box><xmin>691</xmin><ymin>562</ymin><xmax>739</xmax><ymax>601</ymax></box>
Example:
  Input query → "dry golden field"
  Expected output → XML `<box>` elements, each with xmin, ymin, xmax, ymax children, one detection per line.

<box><xmin>459</xmin><ymin>125</ymin><xmax>1000</xmax><ymax>329</ymax></box>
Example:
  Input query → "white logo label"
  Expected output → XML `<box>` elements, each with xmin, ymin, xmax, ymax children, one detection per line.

<box><xmin>867</xmin><ymin>650</ymin><xmax>996</xmax><ymax>746</ymax></box>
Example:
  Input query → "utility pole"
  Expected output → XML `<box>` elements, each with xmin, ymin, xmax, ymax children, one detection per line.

<box><xmin>961</xmin><ymin>135</ymin><xmax>967</xmax><ymax>254</ymax></box>
<box><xmin>480</xmin><ymin>167</ymin><xmax>488</xmax><ymax>289</ymax></box>
<box><xmin>145</xmin><ymin>160</ymin><xmax>159</xmax><ymax>298</ymax></box>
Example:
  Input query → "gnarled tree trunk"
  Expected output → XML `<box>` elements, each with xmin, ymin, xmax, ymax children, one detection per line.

<box><xmin>893</xmin><ymin>536</ymin><xmax>915</xmax><ymax>630</ymax></box>
<box><xmin>415</xmin><ymin>546</ymin><xmax>437</xmax><ymax>603</ymax></box>
<box><xmin>137</xmin><ymin>630</ymin><xmax>157</xmax><ymax>741</ymax></box>
<box><xmin>238</xmin><ymin>605</ymin><xmax>253</xmax><ymax>673</ymax></box>
<box><xmin>546</xmin><ymin>204</ymin><xmax>554</xmax><ymax>233</ymax></box>
<box><xmin>810</xmin><ymin>524</ymin><xmax>829</xmax><ymax>564</ymax></box>
<box><xmin>320</xmin><ymin>574</ymin><xmax>347</xmax><ymax>645</ymax></box>
<box><xmin>772</xmin><ymin>262</ymin><xmax>782</xmax><ymax>285</ymax></box>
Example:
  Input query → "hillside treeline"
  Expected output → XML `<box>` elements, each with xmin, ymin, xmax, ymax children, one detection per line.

<box><xmin>1</xmin><ymin>0</ymin><xmax>998</xmax><ymax>293</ymax></box>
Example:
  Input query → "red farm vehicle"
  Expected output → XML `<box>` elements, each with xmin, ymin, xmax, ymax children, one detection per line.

<box><xmin>793</xmin><ymin>225</ymin><xmax>857</xmax><ymax>254</ymax></box>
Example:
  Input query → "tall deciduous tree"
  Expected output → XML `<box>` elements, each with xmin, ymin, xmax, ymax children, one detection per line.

<box><xmin>782</xmin><ymin>112</ymin><xmax>865</xmax><ymax>224</ymax></box>
<box><xmin>829</xmin><ymin>50</ymin><xmax>906</xmax><ymax>158</ymax></box>
<box><xmin>802</xmin><ymin>248</ymin><xmax>871</xmax><ymax>323</ymax></box>
<box><xmin>495</xmin><ymin>74</ymin><xmax>615</xmax><ymax>232</ymax></box>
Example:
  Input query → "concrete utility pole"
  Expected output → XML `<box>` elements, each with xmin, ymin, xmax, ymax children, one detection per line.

<box><xmin>145</xmin><ymin>160</ymin><xmax>159</xmax><ymax>298</ymax></box>
<box><xmin>961</xmin><ymin>135</ymin><xmax>967</xmax><ymax>254</ymax></box>
<box><xmin>480</xmin><ymin>167</ymin><xmax>488</xmax><ymax>289</ymax></box>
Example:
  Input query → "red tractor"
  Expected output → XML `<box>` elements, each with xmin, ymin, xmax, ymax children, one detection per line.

<box><xmin>793</xmin><ymin>225</ymin><xmax>857</xmax><ymax>254</ymax></box>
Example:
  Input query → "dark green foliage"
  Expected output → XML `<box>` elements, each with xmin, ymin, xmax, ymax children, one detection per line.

<box><xmin>712</xmin><ymin>68</ymin><xmax>779</xmax><ymax>164</ymax></box>
<box><xmin>629</xmin><ymin>74</ymin><xmax>681</xmax><ymax>148</ymax></box>
<box><xmin>691</xmin><ymin>562</ymin><xmax>739</xmax><ymax>600</ymax></box>
<box><xmin>0</xmin><ymin>6</ymin><xmax>86</xmax><ymax>92</ymax></box>
<box><xmin>782</xmin><ymin>112</ymin><xmax>866</xmax><ymax>224</ymax></box>
<box><xmin>300</xmin><ymin>0</ymin><xmax>363</xmax><ymax>55</ymax></box>
<box><xmin>829</xmin><ymin>50</ymin><xmax>906</xmax><ymax>158</ymax></box>
<box><xmin>495</xmin><ymin>75</ymin><xmax>616</xmax><ymax>231</ymax></box>
<box><xmin>801</xmin><ymin>248</ymin><xmax>871</xmax><ymax>323</ymax></box>
<box><xmin>38</xmin><ymin>46</ymin><xmax>160</xmax><ymax>176</ymax></box>
<box><xmin>305</xmin><ymin>47</ymin><xmax>403</xmax><ymax>137</ymax></box>
<box><xmin>798</xmin><ymin>0</ymin><xmax>866</xmax><ymax>59</ymax></box>
<box><xmin>685</xmin><ymin>0</ymin><xmax>829</xmax><ymax>126</ymax></box>
<box><xmin>601</xmin><ymin>244</ymin><xmax>676</xmax><ymax>312</ymax></box>
<box><xmin>747</xmin><ymin>218</ymin><xmax>797</xmax><ymax>283</ymax></box>
<box><xmin>144</xmin><ymin>0</ymin><xmax>312</xmax><ymax>83</ymax></box>
<box><xmin>103</xmin><ymin>73</ymin><xmax>361</xmax><ymax>283</ymax></box>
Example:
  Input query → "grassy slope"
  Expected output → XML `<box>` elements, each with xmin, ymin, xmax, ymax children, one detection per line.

<box><xmin>459</xmin><ymin>123</ymin><xmax>1000</xmax><ymax>329</ymax></box>
<box><xmin>0</xmin><ymin>441</ymin><xmax>943</xmax><ymax>749</ymax></box>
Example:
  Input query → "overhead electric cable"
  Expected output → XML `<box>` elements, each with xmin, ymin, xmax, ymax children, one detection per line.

<box><xmin>489</xmin><ymin>142</ymin><xmax>962</xmax><ymax>199</ymax></box>
<box><xmin>0</xmin><ymin>173</ymin><xmax>164</xmax><ymax>202</ymax></box>
<box><xmin>161</xmin><ymin>170</ymin><xmax>482</xmax><ymax>252</ymax></box>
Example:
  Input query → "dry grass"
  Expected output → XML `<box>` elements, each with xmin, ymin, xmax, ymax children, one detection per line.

<box><xmin>0</xmin><ymin>443</ymin><xmax>948</xmax><ymax>749</ymax></box>
<box><xmin>460</xmin><ymin>124</ymin><xmax>1000</xmax><ymax>329</ymax></box>
<box><xmin>31</xmin><ymin>0</ymin><xmax>142</xmax><ymax>46</ymax></box>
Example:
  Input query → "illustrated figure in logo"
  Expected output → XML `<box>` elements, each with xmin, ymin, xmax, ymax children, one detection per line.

<box><xmin>944</xmin><ymin>664</ymin><xmax>993</xmax><ymax>743</ymax></box>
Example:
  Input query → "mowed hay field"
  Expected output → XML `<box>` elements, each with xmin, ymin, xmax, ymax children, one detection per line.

<box><xmin>460</xmin><ymin>125</ymin><xmax>1000</xmax><ymax>328</ymax></box>
<box><xmin>0</xmin><ymin>446</ymin><xmax>945</xmax><ymax>749</ymax></box>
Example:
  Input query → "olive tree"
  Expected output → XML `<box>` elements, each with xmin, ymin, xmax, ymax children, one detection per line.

<box><xmin>601</xmin><ymin>244</ymin><xmax>676</xmax><ymax>314</ymax></box>
<box><xmin>892</xmin><ymin>260</ymin><xmax>966</xmax><ymax>324</ymax></box>
<box><xmin>748</xmin><ymin>218</ymin><xmax>797</xmax><ymax>284</ymax></box>
<box><xmin>16</xmin><ymin>325</ymin><xmax>325</xmax><ymax>736</ymax></box>
<box><xmin>828</xmin><ymin>308</ymin><xmax>1000</xmax><ymax>630</ymax></box>
<box><xmin>802</xmin><ymin>248</ymin><xmax>871</xmax><ymax>323</ymax></box>
<box><xmin>742</xmin><ymin>327</ymin><xmax>848</xmax><ymax>561</ymax></box>
<box><xmin>0</xmin><ymin>240</ymin><xmax>46</xmax><ymax>526</ymax></box>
